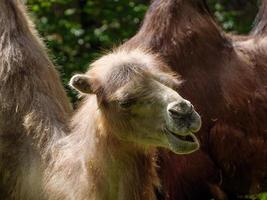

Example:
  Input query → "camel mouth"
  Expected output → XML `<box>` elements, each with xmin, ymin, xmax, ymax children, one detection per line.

<box><xmin>169</xmin><ymin>130</ymin><xmax>195</xmax><ymax>142</ymax></box>
<box><xmin>164</xmin><ymin>127</ymin><xmax>200</xmax><ymax>154</ymax></box>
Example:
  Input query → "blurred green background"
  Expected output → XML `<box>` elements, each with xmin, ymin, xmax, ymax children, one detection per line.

<box><xmin>24</xmin><ymin>0</ymin><xmax>266</xmax><ymax>199</ymax></box>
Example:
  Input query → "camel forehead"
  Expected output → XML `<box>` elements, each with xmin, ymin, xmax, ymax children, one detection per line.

<box><xmin>90</xmin><ymin>49</ymin><xmax>159</xmax><ymax>90</ymax></box>
<box><xmin>92</xmin><ymin>48</ymin><xmax>156</xmax><ymax>71</ymax></box>
<box><xmin>102</xmin><ymin>62</ymin><xmax>152</xmax><ymax>97</ymax></box>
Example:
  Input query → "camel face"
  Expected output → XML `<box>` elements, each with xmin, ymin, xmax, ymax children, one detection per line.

<box><xmin>109</xmin><ymin>75</ymin><xmax>201</xmax><ymax>154</ymax></box>
<box><xmin>70</xmin><ymin>49</ymin><xmax>201</xmax><ymax>154</ymax></box>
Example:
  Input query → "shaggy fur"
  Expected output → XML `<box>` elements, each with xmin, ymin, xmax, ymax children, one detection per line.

<box><xmin>45</xmin><ymin>95</ymin><xmax>159</xmax><ymax>200</ymax></box>
<box><xmin>0</xmin><ymin>0</ymin><xmax>71</xmax><ymax>199</ymax></box>
<box><xmin>44</xmin><ymin>48</ymin><xmax>200</xmax><ymax>200</ymax></box>
<box><xmin>251</xmin><ymin>0</ymin><xmax>267</xmax><ymax>36</ymax></box>
<box><xmin>124</xmin><ymin>0</ymin><xmax>267</xmax><ymax>199</ymax></box>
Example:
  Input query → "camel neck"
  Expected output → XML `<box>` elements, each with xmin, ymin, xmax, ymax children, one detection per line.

<box><xmin>87</xmin><ymin>126</ymin><xmax>159</xmax><ymax>200</ymax></box>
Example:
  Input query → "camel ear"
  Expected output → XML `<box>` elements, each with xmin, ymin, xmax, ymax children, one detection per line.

<box><xmin>69</xmin><ymin>74</ymin><xmax>93</xmax><ymax>94</ymax></box>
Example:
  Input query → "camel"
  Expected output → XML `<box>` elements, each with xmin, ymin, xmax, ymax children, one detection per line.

<box><xmin>123</xmin><ymin>0</ymin><xmax>267</xmax><ymax>199</ymax></box>
<box><xmin>0</xmin><ymin>0</ymin><xmax>71</xmax><ymax>199</ymax></box>
<box><xmin>44</xmin><ymin>48</ymin><xmax>202</xmax><ymax>200</ymax></box>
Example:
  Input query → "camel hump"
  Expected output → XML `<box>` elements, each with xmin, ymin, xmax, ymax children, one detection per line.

<box><xmin>251</xmin><ymin>0</ymin><xmax>267</xmax><ymax>36</ymax></box>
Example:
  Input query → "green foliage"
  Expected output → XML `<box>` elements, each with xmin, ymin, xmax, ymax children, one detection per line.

<box><xmin>208</xmin><ymin>0</ymin><xmax>258</xmax><ymax>33</ymax></box>
<box><xmin>260</xmin><ymin>193</ymin><xmax>267</xmax><ymax>200</ymax></box>
<box><xmin>26</xmin><ymin>0</ymin><xmax>147</xmax><ymax>100</ymax></box>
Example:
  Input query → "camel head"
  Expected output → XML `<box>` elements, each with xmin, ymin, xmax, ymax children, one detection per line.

<box><xmin>70</xmin><ymin>48</ymin><xmax>201</xmax><ymax>154</ymax></box>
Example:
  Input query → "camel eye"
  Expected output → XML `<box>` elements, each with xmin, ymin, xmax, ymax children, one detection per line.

<box><xmin>118</xmin><ymin>99</ymin><xmax>136</xmax><ymax>109</ymax></box>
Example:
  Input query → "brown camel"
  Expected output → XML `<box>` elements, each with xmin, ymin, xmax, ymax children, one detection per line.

<box><xmin>44</xmin><ymin>48</ymin><xmax>202</xmax><ymax>200</ymax></box>
<box><xmin>0</xmin><ymin>0</ymin><xmax>71</xmax><ymax>199</ymax></box>
<box><xmin>123</xmin><ymin>0</ymin><xmax>267</xmax><ymax>199</ymax></box>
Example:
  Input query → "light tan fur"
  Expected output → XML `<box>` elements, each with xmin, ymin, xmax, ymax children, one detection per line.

<box><xmin>0</xmin><ymin>0</ymin><xmax>71</xmax><ymax>199</ymax></box>
<box><xmin>45</xmin><ymin>48</ymin><xmax>201</xmax><ymax>200</ymax></box>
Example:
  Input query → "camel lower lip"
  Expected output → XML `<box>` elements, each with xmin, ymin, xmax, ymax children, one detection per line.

<box><xmin>169</xmin><ymin>130</ymin><xmax>195</xmax><ymax>142</ymax></box>
<box><xmin>164</xmin><ymin>128</ymin><xmax>200</xmax><ymax>154</ymax></box>
<box><xmin>165</xmin><ymin>127</ymin><xmax>196</xmax><ymax>142</ymax></box>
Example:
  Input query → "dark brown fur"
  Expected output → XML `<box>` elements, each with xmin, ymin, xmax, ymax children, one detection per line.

<box><xmin>0</xmin><ymin>0</ymin><xmax>71</xmax><ymax>199</ymax></box>
<box><xmin>124</xmin><ymin>0</ymin><xmax>267</xmax><ymax>199</ymax></box>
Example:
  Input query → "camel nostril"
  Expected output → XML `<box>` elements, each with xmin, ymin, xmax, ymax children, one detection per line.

<box><xmin>168</xmin><ymin>101</ymin><xmax>193</xmax><ymax>117</ymax></box>
<box><xmin>168</xmin><ymin>108</ymin><xmax>180</xmax><ymax>118</ymax></box>
<box><xmin>178</xmin><ymin>101</ymin><xmax>193</xmax><ymax>114</ymax></box>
